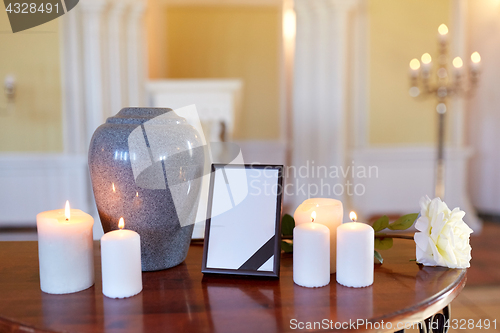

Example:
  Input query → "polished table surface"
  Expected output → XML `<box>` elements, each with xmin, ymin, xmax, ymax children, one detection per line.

<box><xmin>0</xmin><ymin>239</ymin><xmax>466</xmax><ymax>333</ymax></box>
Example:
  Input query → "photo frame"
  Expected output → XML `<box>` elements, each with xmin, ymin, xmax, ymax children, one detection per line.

<box><xmin>202</xmin><ymin>164</ymin><xmax>283</xmax><ymax>277</ymax></box>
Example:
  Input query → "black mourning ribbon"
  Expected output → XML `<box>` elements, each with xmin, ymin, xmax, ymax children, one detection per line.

<box><xmin>237</xmin><ymin>236</ymin><xmax>275</xmax><ymax>271</ymax></box>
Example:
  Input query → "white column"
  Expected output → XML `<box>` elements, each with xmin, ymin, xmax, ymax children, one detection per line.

<box><xmin>291</xmin><ymin>0</ymin><xmax>312</xmax><ymax>208</ymax></box>
<box><xmin>60</xmin><ymin>8</ymin><xmax>85</xmax><ymax>154</ymax></box>
<box><xmin>80</xmin><ymin>0</ymin><xmax>108</xmax><ymax>147</ymax></box>
<box><xmin>466</xmin><ymin>0</ymin><xmax>500</xmax><ymax>218</ymax></box>
<box><xmin>450</xmin><ymin>0</ymin><xmax>467</xmax><ymax>148</ymax></box>
<box><xmin>291</xmin><ymin>0</ymin><xmax>358</xmax><ymax>208</ymax></box>
<box><xmin>126</xmin><ymin>1</ymin><xmax>147</xmax><ymax>107</ymax></box>
<box><xmin>107</xmin><ymin>1</ymin><xmax>129</xmax><ymax>117</ymax></box>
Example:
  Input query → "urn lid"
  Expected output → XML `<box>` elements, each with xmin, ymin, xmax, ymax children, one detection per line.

<box><xmin>106</xmin><ymin>107</ymin><xmax>182</xmax><ymax>125</ymax></box>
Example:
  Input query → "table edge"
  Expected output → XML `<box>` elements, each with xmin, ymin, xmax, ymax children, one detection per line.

<box><xmin>374</xmin><ymin>269</ymin><xmax>467</xmax><ymax>333</ymax></box>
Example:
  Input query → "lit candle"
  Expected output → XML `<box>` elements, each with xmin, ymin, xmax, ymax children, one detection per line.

<box><xmin>294</xmin><ymin>198</ymin><xmax>343</xmax><ymax>273</ymax></box>
<box><xmin>101</xmin><ymin>217</ymin><xmax>142</xmax><ymax>298</ymax></box>
<box><xmin>421</xmin><ymin>53</ymin><xmax>432</xmax><ymax>73</ymax></box>
<box><xmin>409</xmin><ymin>58</ymin><xmax>420</xmax><ymax>78</ymax></box>
<box><xmin>336</xmin><ymin>211</ymin><xmax>374</xmax><ymax>288</ymax></box>
<box><xmin>452</xmin><ymin>56</ymin><xmax>463</xmax><ymax>75</ymax></box>
<box><xmin>36</xmin><ymin>201</ymin><xmax>94</xmax><ymax>294</ymax></box>
<box><xmin>293</xmin><ymin>211</ymin><xmax>330</xmax><ymax>288</ymax></box>
<box><xmin>438</xmin><ymin>23</ymin><xmax>448</xmax><ymax>43</ymax></box>
<box><xmin>471</xmin><ymin>51</ymin><xmax>481</xmax><ymax>72</ymax></box>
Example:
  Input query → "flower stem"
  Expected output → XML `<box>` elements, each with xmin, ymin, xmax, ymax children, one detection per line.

<box><xmin>375</xmin><ymin>234</ymin><xmax>414</xmax><ymax>240</ymax></box>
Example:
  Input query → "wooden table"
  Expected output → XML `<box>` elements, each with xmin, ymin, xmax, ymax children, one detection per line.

<box><xmin>0</xmin><ymin>239</ymin><xmax>466</xmax><ymax>333</ymax></box>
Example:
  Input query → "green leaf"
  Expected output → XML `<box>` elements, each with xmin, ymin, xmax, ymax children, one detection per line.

<box><xmin>388</xmin><ymin>213</ymin><xmax>419</xmax><ymax>230</ymax></box>
<box><xmin>281</xmin><ymin>239</ymin><xmax>293</xmax><ymax>253</ymax></box>
<box><xmin>372</xmin><ymin>215</ymin><xmax>389</xmax><ymax>232</ymax></box>
<box><xmin>374</xmin><ymin>237</ymin><xmax>393</xmax><ymax>250</ymax></box>
<box><xmin>374</xmin><ymin>250</ymin><xmax>384</xmax><ymax>264</ymax></box>
<box><xmin>281</xmin><ymin>214</ymin><xmax>295</xmax><ymax>236</ymax></box>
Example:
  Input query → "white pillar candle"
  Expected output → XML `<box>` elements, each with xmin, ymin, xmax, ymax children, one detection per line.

<box><xmin>293</xmin><ymin>211</ymin><xmax>330</xmax><ymax>288</ymax></box>
<box><xmin>294</xmin><ymin>198</ymin><xmax>342</xmax><ymax>273</ymax></box>
<box><xmin>36</xmin><ymin>201</ymin><xmax>94</xmax><ymax>294</ymax></box>
<box><xmin>336</xmin><ymin>211</ymin><xmax>374</xmax><ymax>288</ymax></box>
<box><xmin>101</xmin><ymin>217</ymin><xmax>142</xmax><ymax>298</ymax></box>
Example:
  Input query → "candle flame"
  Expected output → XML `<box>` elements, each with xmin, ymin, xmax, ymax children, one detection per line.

<box><xmin>471</xmin><ymin>52</ymin><xmax>481</xmax><ymax>64</ymax></box>
<box><xmin>136</xmin><ymin>192</ymin><xmax>139</xmax><ymax>197</ymax></box>
<box><xmin>118</xmin><ymin>217</ymin><xmax>125</xmax><ymax>230</ymax></box>
<box><xmin>453</xmin><ymin>57</ymin><xmax>463</xmax><ymax>69</ymax></box>
<box><xmin>438</xmin><ymin>24</ymin><xmax>448</xmax><ymax>36</ymax></box>
<box><xmin>311</xmin><ymin>211</ymin><xmax>316</xmax><ymax>222</ymax></box>
<box><xmin>409</xmin><ymin>58</ymin><xmax>420</xmax><ymax>70</ymax></box>
<box><xmin>349</xmin><ymin>211</ymin><xmax>357</xmax><ymax>222</ymax></box>
<box><xmin>112</xmin><ymin>183</ymin><xmax>116</xmax><ymax>193</ymax></box>
<box><xmin>64</xmin><ymin>200</ymin><xmax>70</xmax><ymax>220</ymax></box>
<box><xmin>421</xmin><ymin>53</ymin><xmax>432</xmax><ymax>65</ymax></box>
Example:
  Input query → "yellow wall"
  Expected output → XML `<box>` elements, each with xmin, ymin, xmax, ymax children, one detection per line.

<box><xmin>146</xmin><ymin>0</ymin><xmax>168</xmax><ymax>79</ymax></box>
<box><xmin>164</xmin><ymin>6</ymin><xmax>281</xmax><ymax>140</ymax></box>
<box><xmin>0</xmin><ymin>11</ymin><xmax>63</xmax><ymax>152</ymax></box>
<box><xmin>368</xmin><ymin>0</ymin><xmax>451</xmax><ymax>145</ymax></box>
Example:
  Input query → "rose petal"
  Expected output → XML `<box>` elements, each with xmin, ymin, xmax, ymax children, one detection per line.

<box><xmin>415</xmin><ymin>216</ymin><xmax>429</xmax><ymax>233</ymax></box>
<box><xmin>442</xmin><ymin>239</ymin><xmax>458</xmax><ymax>268</ymax></box>
<box><xmin>428</xmin><ymin>238</ymin><xmax>446</xmax><ymax>266</ymax></box>
<box><xmin>430</xmin><ymin>212</ymin><xmax>446</xmax><ymax>241</ymax></box>
<box><xmin>419</xmin><ymin>196</ymin><xmax>432</xmax><ymax>213</ymax></box>
<box><xmin>451</xmin><ymin>208</ymin><xmax>466</xmax><ymax>220</ymax></box>
<box><xmin>414</xmin><ymin>232</ymin><xmax>430</xmax><ymax>252</ymax></box>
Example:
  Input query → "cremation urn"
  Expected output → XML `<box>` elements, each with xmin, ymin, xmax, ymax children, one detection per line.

<box><xmin>88</xmin><ymin>107</ymin><xmax>204</xmax><ymax>271</ymax></box>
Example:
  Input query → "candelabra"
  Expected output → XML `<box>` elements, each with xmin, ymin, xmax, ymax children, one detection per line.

<box><xmin>408</xmin><ymin>24</ymin><xmax>481</xmax><ymax>199</ymax></box>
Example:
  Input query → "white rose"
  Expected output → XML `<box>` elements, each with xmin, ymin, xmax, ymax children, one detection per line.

<box><xmin>414</xmin><ymin>196</ymin><xmax>473</xmax><ymax>269</ymax></box>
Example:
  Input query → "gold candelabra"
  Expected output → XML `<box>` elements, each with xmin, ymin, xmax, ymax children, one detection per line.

<box><xmin>408</xmin><ymin>24</ymin><xmax>481</xmax><ymax>199</ymax></box>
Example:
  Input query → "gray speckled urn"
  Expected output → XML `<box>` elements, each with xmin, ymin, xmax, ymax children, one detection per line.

<box><xmin>88</xmin><ymin>108</ymin><xmax>204</xmax><ymax>271</ymax></box>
